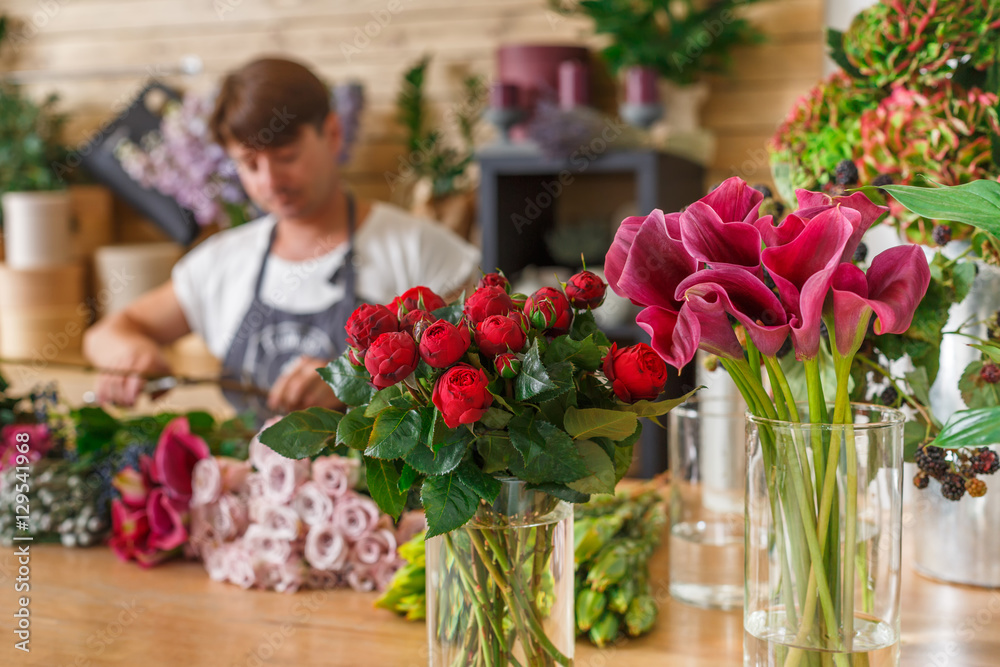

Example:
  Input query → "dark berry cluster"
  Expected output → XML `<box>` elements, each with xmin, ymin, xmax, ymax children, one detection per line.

<box><xmin>932</xmin><ymin>225</ymin><xmax>952</xmax><ymax>246</ymax></box>
<box><xmin>914</xmin><ymin>444</ymin><xmax>999</xmax><ymax>500</ymax></box>
<box><xmin>879</xmin><ymin>385</ymin><xmax>899</xmax><ymax>406</ymax></box>
<box><xmin>835</xmin><ymin>159</ymin><xmax>859</xmax><ymax>186</ymax></box>
<box><xmin>980</xmin><ymin>363</ymin><xmax>1000</xmax><ymax>384</ymax></box>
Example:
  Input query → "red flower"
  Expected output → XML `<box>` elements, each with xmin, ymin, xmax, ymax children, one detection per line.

<box><xmin>432</xmin><ymin>364</ymin><xmax>494</xmax><ymax>428</ymax></box>
<box><xmin>602</xmin><ymin>343</ymin><xmax>670</xmax><ymax>403</ymax></box>
<box><xmin>146</xmin><ymin>488</ymin><xmax>189</xmax><ymax>551</ymax></box>
<box><xmin>345</xmin><ymin>303</ymin><xmax>399</xmax><ymax>351</ymax></box>
<box><xmin>477</xmin><ymin>272</ymin><xmax>511</xmax><ymax>293</ymax></box>
<box><xmin>524</xmin><ymin>287</ymin><xmax>572</xmax><ymax>335</ymax></box>
<box><xmin>464</xmin><ymin>286</ymin><xmax>514</xmax><ymax>325</ymax></box>
<box><xmin>364</xmin><ymin>332</ymin><xmax>419</xmax><ymax>389</ymax></box>
<box><xmin>494</xmin><ymin>353</ymin><xmax>522</xmax><ymax>378</ymax></box>
<box><xmin>399</xmin><ymin>309</ymin><xmax>436</xmax><ymax>337</ymax></box>
<box><xmin>418</xmin><ymin>320</ymin><xmax>471</xmax><ymax>368</ymax></box>
<box><xmin>475</xmin><ymin>315</ymin><xmax>527</xmax><ymax>356</ymax></box>
<box><xmin>565</xmin><ymin>271</ymin><xmax>607</xmax><ymax>309</ymax></box>
<box><xmin>390</xmin><ymin>286</ymin><xmax>446</xmax><ymax>316</ymax></box>
<box><xmin>152</xmin><ymin>418</ymin><xmax>210</xmax><ymax>502</ymax></box>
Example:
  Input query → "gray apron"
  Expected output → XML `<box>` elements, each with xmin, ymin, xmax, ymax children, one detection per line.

<box><xmin>221</xmin><ymin>194</ymin><xmax>357</xmax><ymax>422</ymax></box>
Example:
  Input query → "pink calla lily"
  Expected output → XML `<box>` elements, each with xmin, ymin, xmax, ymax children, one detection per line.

<box><xmin>682</xmin><ymin>292</ymin><xmax>746</xmax><ymax>360</ymax></box>
<box><xmin>679</xmin><ymin>201</ymin><xmax>764</xmax><ymax>271</ymax></box>
<box><xmin>676</xmin><ymin>268</ymin><xmax>790</xmax><ymax>356</ymax></box>
<box><xmin>153</xmin><ymin>417</ymin><xmax>210</xmax><ymax>502</ymax></box>
<box><xmin>756</xmin><ymin>213</ymin><xmax>806</xmax><ymax>248</ymax></box>
<box><xmin>604</xmin><ymin>213</ymin><xmax>646</xmax><ymax>292</ymax></box>
<box><xmin>635</xmin><ymin>306</ymin><xmax>700</xmax><ymax>371</ymax></box>
<box><xmin>146</xmin><ymin>487</ymin><xmax>190</xmax><ymax>552</ymax></box>
<box><xmin>763</xmin><ymin>206</ymin><xmax>854</xmax><ymax>359</ymax></box>
<box><xmin>607</xmin><ymin>209</ymin><xmax>696</xmax><ymax>310</ymax></box>
<box><xmin>699</xmin><ymin>176</ymin><xmax>765</xmax><ymax>225</ymax></box>
<box><xmin>113</xmin><ymin>466</ymin><xmax>152</xmax><ymax>509</ymax></box>
<box><xmin>794</xmin><ymin>190</ymin><xmax>887</xmax><ymax>262</ymax></box>
<box><xmin>828</xmin><ymin>245</ymin><xmax>931</xmax><ymax>357</ymax></box>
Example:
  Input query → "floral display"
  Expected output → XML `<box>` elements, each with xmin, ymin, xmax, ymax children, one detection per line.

<box><xmin>190</xmin><ymin>431</ymin><xmax>419</xmax><ymax>594</ymax></box>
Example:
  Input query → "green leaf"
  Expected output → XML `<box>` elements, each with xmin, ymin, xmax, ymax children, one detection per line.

<box><xmin>515</xmin><ymin>341</ymin><xmax>558</xmax><ymax>401</ymax></box>
<box><xmin>564</xmin><ymin>407</ymin><xmax>638</xmax><ymax>441</ymax></box>
<box><xmin>825</xmin><ymin>28</ymin><xmax>864</xmax><ymax>80</ymax></box>
<box><xmin>72</xmin><ymin>406</ymin><xmax>121</xmax><ymax>455</ymax></box>
<box><xmin>970</xmin><ymin>343</ymin><xmax>1000</xmax><ymax>364</ymax></box>
<box><xmin>404</xmin><ymin>428</ymin><xmax>470</xmax><ymax>475</ymax></box>
<box><xmin>544</xmin><ymin>335</ymin><xmax>604</xmax><ymax>371</ymax></box>
<box><xmin>258</xmin><ymin>407</ymin><xmax>343</xmax><ymax>459</ymax></box>
<box><xmin>566</xmin><ymin>440</ymin><xmax>617</xmax><ymax>495</ymax></box>
<box><xmin>508</xmin><ymin>413</ymin><xmax>590</xmax><ymax>484</ymax></box>
<box><xmin>336</xmin><ymin>408</ymin><xmax>376</xmax><ymax>451</ymax></box>
<box><xmin>365</xmin><ymin>456</ymin><xmax>407</xmax><ymax>518</ymax></box>
<box><xmin>455</xmin><ymin>460</ymin><xmax>501</xmax><ymax>504</ymax></box>
<box><xmin>185</xmin><ymin>411</ymin><xmax>215</xmax><ymax>435</ymax></box>
<box><xmin>476</xmin><ymin>432</ymin><xmax>514</xmax><ymax>473</ymax></box>
<box><xmin>953</xmin><ymin>260</ymin><xmax>977</xmax><ymax>304</ymax></box>
<box><xmin>319</xmin><ymin>356</ymin><xmax>376</xmax><ymax>406</ymax></box>
<box><xmin>365</xmin><ymin>385</ymin><xmax>407</xmax><ymax>417</ymax></box>
<box><xmin>571</xmin><ymin>310</ymin><xmax>610</xmax><ymax>346</ymax></box>
<box><xmin>421</xmin><ymin>473</ymin><xmax>480</xmax><ymax>538</ymax></box>
<box><xmin>621</xmin><ymin>387</ymin><xmax>701</xmax><ymax>419</ymax></box>
<box><xmin>431</xmin><ymin>300</ymin><xmax>465</xmax><ymax>325</ymax></box>
<box><xmin>527</xmin><ymin>483</ymin><xmax>590</xmax><ymax>504</ymax></box>
<box><xmin>903</xmin><ymin>421</ymin><xmax>928</xmax><ymax>463</ymax></box>
<box><xmin>614</xmin><ymin>442</ymin><xmax>635</xmax><ymax>483</ymax></box>
<box><xmin>479</xmin><ymin>407</ymin><xmax>513</xmax><ymax>431</ymax></box>
<box><xmin>933</xmin><ymin>407</ymin><xmax>1000</xmax><ymax>449</ymax></box>
<box><xmin>904</xmin><ymin>368</ymin><xmax>931</xmax><ymax>407</ymax></box>
<box><xmin>958</xmin><ymin>361</ymin><xmax>1000</xmax><ymax>409</ymax></box>
<box><xmin>418</xmin><ymin>405</ymin><xmax>439</xmax><ymax>448</ymax></box>
<box><xmin>365</xmin><ymin>408</ymin><xmax>422</xmax><ymax>459</ymax></box>
<box><xmin>398</xmin><ymin>463</ymin><xmax>419</xmax><ymax>493</ymax></box>
<box><xmin>876</xmin><ymin>181</ymin><xmax>1000</xmax><ymax>237</ymax></box>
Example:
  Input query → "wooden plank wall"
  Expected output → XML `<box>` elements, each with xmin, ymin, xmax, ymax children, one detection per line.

<box><xmin>3</xmin><ymin>0</ymin><xmax>823</xmax><ymax>208</ymax></box>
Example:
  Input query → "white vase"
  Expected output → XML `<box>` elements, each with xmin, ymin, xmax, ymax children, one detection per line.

<box><xmin>1</xmin><ymin>191</ymin><xmax>73</xmax><ymax>269</ymax></box>
<box><xmin>652</xmin><ymin>80</ymin><xmax>715</xmax><ymax>166</ymax></box>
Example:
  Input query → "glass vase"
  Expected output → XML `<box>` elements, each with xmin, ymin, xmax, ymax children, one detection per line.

<box><xmin>744</xmin><ymin>404</ymin><xmax>904</xmax><ymax>667</ymax></box>
<box><xmin>425</xmin><ymin>479</ymin><xmax>574</xmax><ymax>667</ymax></box>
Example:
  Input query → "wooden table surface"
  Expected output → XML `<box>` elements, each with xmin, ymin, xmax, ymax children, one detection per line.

<box><xmin>1</xmin><ymin>365</ymin><xmax>998</xmax><ymax>666</ymax></box>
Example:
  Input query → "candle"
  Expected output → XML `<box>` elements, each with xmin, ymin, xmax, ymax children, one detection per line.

<box><xmin>490</xmin><ymin>82</ymin><xmax>519</xmax><ymax>109</ymax></box>
<box><xmin>625</xmin><ymin>66</ymin><xmax>659</xmax><ymax>105</ymax></box>
<box><xmin>558</xmin><ymin>60</ymin><xmax>588</xmax><ymax>110</ymax></box>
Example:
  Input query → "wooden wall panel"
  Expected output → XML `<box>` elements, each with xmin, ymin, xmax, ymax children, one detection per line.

<box><xmin>4</xmin><ymin>0</ymin><xmax>823</xmax><ymax>212</ymax></box>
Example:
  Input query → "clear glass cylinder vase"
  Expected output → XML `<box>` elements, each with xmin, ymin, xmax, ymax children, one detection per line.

<box><xmin>745</xmin><ymin>404</ymin><xmax>904</xmax><ymax>667</ymax></box>
<box><xmin>425</xmin><ymin>479</ymin><xmax>574</xmax><ymax>667</ymax></box>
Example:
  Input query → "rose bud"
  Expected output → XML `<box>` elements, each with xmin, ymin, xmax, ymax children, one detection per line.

<box><xmin>477</xmin><ymin>272</ymin><xmax>511</xmax><ymax>293</ymax></box>
<box><xmin>364</xmin><ymin>332</ymin><xmax>419</xmax><ymax>389</ymax></box>
<box><xmin>390</xmin><ymin>286</ymin><xmax>446</xmax><ymax>317</ymax></box>
<box><xmin>464</xmin><ymin>286</ymin><xmax>514</xmax><ymax>325</ymax></box>
<box><xmin>475</xmin><ymin>315</ymin><xmax>527</xmax><ymax>356</ymax></box>
<box><xmin>400</xmin><ymin>309</ymin><xmax>436</xmax><ymax>337</ymax></box>
<box><xmin>507</xmin><ymin>309</ymin><xmax>531</xmax><ymax>333</ymax></box>
<box><xmin>418</xmin><ymin>319</ymin><xmax>471</xmax><ymax>368</ymax></box>
<box><xmin>602</xmin><ymin>342</ymin><xmax>669</xmax><ymax>403</ymax></box>
<box><xmin>348</xmin><ymin>347</ymin><xmax>365</xmax><ymax>367</ymax></box>
<box><xmin>494</xmin><ymin>353</ymin><xmax>522</xmax><ymax>379</ymax></box>
<box><xmin>524</xmin><ymin>287</ymin><xmax>572</xmax><ymax>335</ymax></box>
<box><xmin>345</xmin><ymin>303</ymin><xmax>399</xmax><ymax>351</ymax></box>
<box><xmin>509</xmin><ymin>293</ymin><xmax>528</xmax><ymax>310</ymax></box>
<box><xmin>432</xmin><ymin>363</ymin><xmax>494</xmax><ymax>428</ymax></box>
<box><xmin>565</xmin><ymin>271</ymin><xmax>607</xmax><ymax>309</ymax></box>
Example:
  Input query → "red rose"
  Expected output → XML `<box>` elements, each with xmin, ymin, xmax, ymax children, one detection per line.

<box><xmin>400</xmin><ymin>309</ymin><xmax>437</xmax><ymax>337</ymax></box>
<box><xmin>432</xmin><ymin>364</ymin><xmax>494</xmax><ymax>428</ymax></box>
<box><xmin>464</xmin><ymin>286</ymin><xmax>514</xmax><ymax>325</ymax></box>
<box><xmin>475</xmin><ymin>315</ymin><xmax>527</xmax><ymax>356</ymax></box>
<box><xmin>477</xmin><ymin>272</ymin><xmax>511</xmax><ymax>293</ymax></box>
<box><xmin>390</xmin><ymin>286</ymin><xmax>446</xmax><ymax>316</ymax></box>
<box><xmin>494</xmin><ymin>353</ymin><xmax>521</xmax><ymax>379</ymax></box>
<box><xmin>524</xmin><ymin>287</ymin><xmax>572</xmax><ymax>335</ymax></box>
<box><xmin>602</xmin><ymin>342</ymin><xmax>669</xmax><ymax>403</ymax></box>
<box><xmin>345</xmin><ymin>304</ymin><xmax>399</xmax><ymax>351</ymax></box>
<box><xmin>565</xmin><ymin>271</ymin><xmax>607</xmax><ymax>309</ymax></box>
<box><xmin>365</xmin><ymin>332</ymin><xmax>419</xmax><ymax>389</ymax></box>
<box><xmin>348</xmin><ymin>347</ymin><xmax>365</xmax><ymax>366</ymax></box>
<box><xmin>418</xmin><ymin>320</ymin><xmax>471</xmax><ymax>368</ymax></box>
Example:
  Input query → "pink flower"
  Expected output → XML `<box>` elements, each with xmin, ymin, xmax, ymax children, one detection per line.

<box><xmin>306</xmin><ymin>568</ymin><xmax>342</xmax><ymax>590</ymax></box>
<box><xmin>333</xmin><ymin>493</ymin><xmax>381</xmax><ymax>542</ymax></box>
<box><xmin>224</xmin><ymin>544</ymin><xmax>256</xmax><ymax>589</ymax></box>
<box><xmin>352</xmin><ymin>529</ymin><xmax>397</xmax><ymax>565</ymax></box>
<box><xmin>109</xmin><ymin>499</ymin><xmax>149</xmax><ymax>562</ymax></box>
<box><xmin>146</xmin><ymin>488</ymin><xmax>189</xmax><ymax>551</ymax></box>
<box><xmin>259</xmin><ymin>505</ymin><xmax>302</xmax><ymax>541</ymax></box>
<box><xmin>304</xmin><ymin>522</ymin><xmax>348</xmax><ymax>571</ymax></box>
<box><xmin>273</xmin><ymin>557</ymin><xmax>306</xmax><ymax>594</ymax></box>
<box><xmin>293</xmin><ymin>481</ymin><xmax>335</xmax><ymax>526</ymax></box>
<box><xmin>203</xmin><ymin>544</ymin><xmax>230</xmax><ymax>582</ymax></box>
<box><xmin>208</xmin><ymin>493</ymin><xmax>249</xmax><ymax>541</ymax></box>
<box><xmin>243</xmin><ymin>525</ymin><xmax>293</xmax><ymax>564</ymax></box>
<box><xmin>0</xmin><ymin>424</ymin><xmax>52</xmax><ymax>470</ymax></box>
<box><xmin>262</xmin><ymin>456</ymin><xmax>310</xmax><ymax>504</ymax></box>
<box><xmin>191</xmin><ymin>458</ymin><xmax>222</xmax><ymax>507</ymax></box>
<box><xmin>152</xmin><ymin>417</ymin><xmax>210</xmax><ymax>501</ymax></box>
<box><xmin>248</xmin><ymin>417</ymin><xmax>283</xmax><ymax>471</ymax></box>
<box><xmin>346</xmin><ymin>563</ymin><xmax>377</xmax><ymax>592</ymax></box>
<box><xmin>246</xmin><ymin>472</ymin><xmax>266</xmax><ymax>500</ymax></box>
<box><xmin>793</xmin><ymin>189</ymin><xmax>887</xmax><ymax>263</ymax></box>
<box><xmin>312</xmin><ymin>456</ymin><xmax>361</xmax><ymax>499</ymax></box>
<box><xmin>113</xmin><ymin>466</ymin><xmax>153</xmax><ymax>509</ymax></box>
<box><xmin>188</xmin><ymin>504</ymin><xmax>217</xmax><ymax>556</ymax></box>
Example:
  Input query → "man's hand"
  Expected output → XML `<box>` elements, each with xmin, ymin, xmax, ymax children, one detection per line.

<box><xmin>94</xmin><ymin>339</ymin><xmax>174</xmax><ymax>407</ymax></box>
<box><xmin>267</xmin><ymin>356</ymin><xmax>345</xmax><ymax>413</ymax></box>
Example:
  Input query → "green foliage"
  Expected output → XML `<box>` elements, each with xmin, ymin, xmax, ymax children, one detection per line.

<box><xmin>548</xmin><ymin>0</ymin><xmax>766</xmax><ymax>86</ymax></box>
<box><xmin>0</xmin><ymin>83</ymin><xmax>68</xmax><ymax>197</ymax></box>
<box><xmin>258</xmin><ymin>407</ymin><xmax>342</xmax><ymax>459</ymax></box>
<box><xmin>319</xmin><ymin>356</ymin><xmax>375</xmax><ymax>406</ymax></box>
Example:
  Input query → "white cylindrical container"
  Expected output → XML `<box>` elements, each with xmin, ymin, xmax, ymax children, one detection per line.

<box><xmin>93</xmin><ymin>243</ymin><xmax>182</xmax><ymax>315</ymax></box>
<box><xmin>1</xmin><ymin>191</ymin><xmax>73</xmax><ymax>269</ymax></box>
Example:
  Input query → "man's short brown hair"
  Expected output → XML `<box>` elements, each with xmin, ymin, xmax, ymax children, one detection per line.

<box><xmin>210</xmin><ymin>57</ymin><xmax>331</xmax><ymax>149</ymax></box>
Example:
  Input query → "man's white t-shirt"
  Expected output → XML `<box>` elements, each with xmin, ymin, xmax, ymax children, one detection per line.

<box><xmin>172</xmin><ymin>201</ymin><xmax>481</xmax><ymax>359</ymax></box>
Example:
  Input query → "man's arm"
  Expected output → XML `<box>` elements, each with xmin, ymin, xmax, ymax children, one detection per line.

<box><xmin>83</xmin><ymin>280</ymin><xmax>192</xmax><ymax>406</ymax></box>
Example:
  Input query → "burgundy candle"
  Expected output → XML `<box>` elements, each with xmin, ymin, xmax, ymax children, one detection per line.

<box><xmin>558</xmin><ymin>60</ymin><xmax>588</xmax><ymax>109</ymax></box>
<box><xmin>490</xmin><ymin>82</ymin><xmax>520</xmax><ymax>109</ymax></box>
<box><xmin>625</xmin><ymin>66</ymin><xmax>659</xmax><ymax>105</ymax></box>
